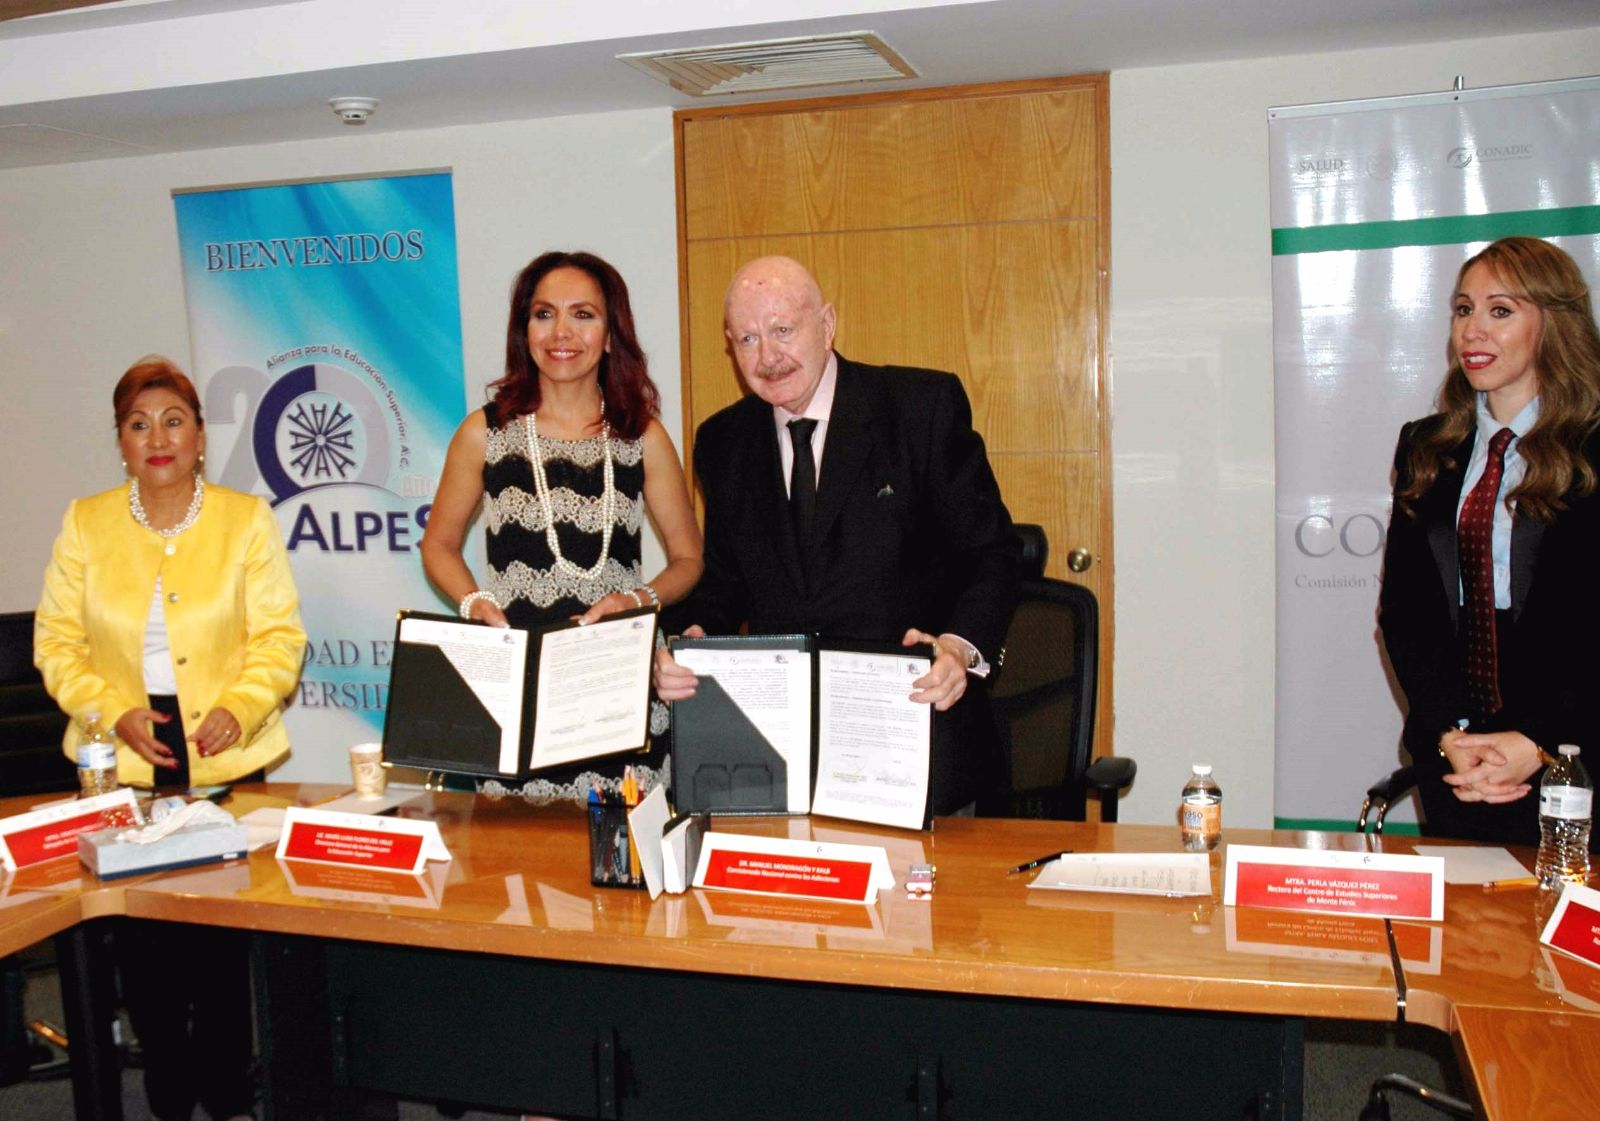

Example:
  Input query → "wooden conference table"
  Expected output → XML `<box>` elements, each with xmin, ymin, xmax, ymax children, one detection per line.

<box><xmin>1</xmin><ymin>784</ymin><xmax>1596</xmax><ymax>1120</ymax></box>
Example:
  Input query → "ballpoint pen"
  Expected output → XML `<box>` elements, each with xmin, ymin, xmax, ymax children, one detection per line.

<box><xmin>1008</xmin><ymin>849</ymin><xmax>1073</xmax><ymax>875</ymax></box>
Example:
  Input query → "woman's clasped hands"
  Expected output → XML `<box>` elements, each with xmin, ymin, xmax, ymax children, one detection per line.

<box><xmin>1439</xmin><ymin>727</ymin><xmax>1544</xmax><ymax>804</ymax></box>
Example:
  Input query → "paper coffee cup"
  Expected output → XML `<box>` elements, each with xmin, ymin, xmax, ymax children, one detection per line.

<box><xmin>349</xmin><ymin>742</ymin><xmax>387</xmax><ymax>799</ymax></box>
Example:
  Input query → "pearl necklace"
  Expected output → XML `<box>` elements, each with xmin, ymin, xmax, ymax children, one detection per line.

<box><xmin>524</xmin><ymin>401</ymin><xmax>615</xmax><ymax>581</ymax></box>
<box><xmin>129</xmin><ymin>476</ymin><xmax>205</xmax><ymax>556</ymax></box>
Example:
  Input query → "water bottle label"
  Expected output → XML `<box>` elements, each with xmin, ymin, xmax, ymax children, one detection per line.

<box><xmin>1181</xmin><ymin>798</ymin><xmax>1221</xmax><ymax>835</ymax></box>
<box><xmin>1540</xmin><ymin>785</ymin><xmax>1593</xmax><ymax>820</ymax></box>
<box><xmin>76</xmin><ymin>741</ymin><xmax>116</xmax><ymax>770</ymax></box>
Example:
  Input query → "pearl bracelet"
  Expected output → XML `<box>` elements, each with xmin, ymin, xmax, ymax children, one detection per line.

<box><xmin>637</xmin><ymin>583</ymin><xmax>660</xmax><ymax>607</ymax></box>
<box><xmin>459</xmin><ymin>589</ymin><xmax>501</xmax><ymax>620</ymax></box>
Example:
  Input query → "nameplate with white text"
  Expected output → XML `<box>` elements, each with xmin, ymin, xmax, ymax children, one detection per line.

<box><xmin>1224</xmin><ymin>844</ymin><xmax>1443</xmax><ymax>921</ymax></box>
<box><xmin>692</xmin><ymin>832</ymin><xmax>894</xmax><ymax>905</ymax></box>
<box><xmin>0</xmin><ymin>790</ymin><xmax>140</xmax><ymax>872</ymax></box>
<box><xmin>276</xmin><ymin>806</ymin><xmax>450</xmax><ymax>874</ymax></box>
<box><xmin>1540</xmin><ymin>882</ymin><xmax>1600</xmax><ymax>972</ymax></box>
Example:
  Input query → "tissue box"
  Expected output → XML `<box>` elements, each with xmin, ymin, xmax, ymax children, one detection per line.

<box><xmin>78</xmin><ymin>819</ymin><xmax>249</xmax><ymax>880</ymax></box>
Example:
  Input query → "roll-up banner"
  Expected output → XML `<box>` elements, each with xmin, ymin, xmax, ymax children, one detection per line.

<box><xmin>1270</xmin><ymin>77</ymin><xmax>1600</xmax><ymax>830</ymax></box>
<box><xmin>173</xmin><ymin>172</ymin><xmax>466</xmax><ymax>781</ymax></box>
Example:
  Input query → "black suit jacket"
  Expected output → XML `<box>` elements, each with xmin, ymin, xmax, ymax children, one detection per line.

<box><xmin>677</xmin><ymin>355</ymin><xmax>1020</xmax><ymax>815</ymax></box>
<box><xmin>1379</xmin><ymin>417</ymin><xmax>1600</xmax><ymax>845</ymax></box>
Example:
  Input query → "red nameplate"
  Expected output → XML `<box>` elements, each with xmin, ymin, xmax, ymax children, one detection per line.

<box><xmin>1224</xmin><ymin>845</ymin><xmax>1444</xmax><ymax>921</ymax></box>
<box><xmin>280</xmin><ymin>819</ymin><xmax>424</xmax><ymax>872</ymax></box>
<box><xmin>5</xmin><ymin>810</ymin><xmax>115</xmax><ymax>867</ymax></box>
<box><xmin>1233</xmin><ymin>862</ymin><xmax>1434</xmax><ymax>918</ymax></box>
<box><xmin>701</xmin><ymin>848</ymin><xmax>874</xmax><ymax>902</ymax></box>
<box><xmin>1542</xmin><ymin>884</ymin><xmax>1600</xmax><ymax>971</ymax></box>
<box><xmin>0</xmin><ymin>791</ymin><xmax>140</xmax><ymax>872</ymax></box>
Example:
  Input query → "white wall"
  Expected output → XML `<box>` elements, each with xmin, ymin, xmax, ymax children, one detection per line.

<box><xmin>1110</xmin><ymin>26</ymin><xmax>1600</xmax><ymax>827</ymax></box>
<box><xmin>0</xmin><ymin>107</ymin><xmax>681</xmax><ymax>609</ymax></box>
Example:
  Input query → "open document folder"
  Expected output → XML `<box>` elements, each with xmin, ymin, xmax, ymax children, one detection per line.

<box><xmin>1027</xmin><ymin>852</ymin><xmax>1212</xmax><ymax>897</ymax></box>
<box><xmin>382</xmin><ymin>607</ymin><xmax>657</xmax><ymax>778</ymax></box>
<box><xmin>670</xmin><ymin>635</ymin><xmax>933</xmax><ymax>830</ymax></box>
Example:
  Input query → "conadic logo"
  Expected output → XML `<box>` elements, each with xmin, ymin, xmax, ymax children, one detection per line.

<box><xmin>1447</xmin><ymin>143</ymin><xmax>1535</xmax><ymax>169</ymax></box>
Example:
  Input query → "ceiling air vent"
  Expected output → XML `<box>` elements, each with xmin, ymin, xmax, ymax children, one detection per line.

<box><xmin>619</xmin><ymin>32</ymin><xmax>917</xmax><ymax>97</ymax></box>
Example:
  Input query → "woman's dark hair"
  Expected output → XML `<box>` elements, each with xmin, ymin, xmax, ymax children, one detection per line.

<box><xmin>490</xmin><ymin>251</ymin><xmax>659</xmax><ymax>440</ymax></box>
<box><xmin>113</xmin><ymin>355</ymin><xmax>204</xmax><ymax>429</ymax></box>
<box><xmin>1399</xmin><ymin>236</ymin><xmax>1600</xmax><ymax>522</ymax></box>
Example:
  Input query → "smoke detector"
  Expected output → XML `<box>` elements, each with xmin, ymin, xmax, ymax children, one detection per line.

<box><xmin>328</xmin><ymin>97</ymin><xmax>379</xmax><ymax>125</ymax></box>
<box><xmin>619</xmin><ymin>32</ymin><xmax>916</xmax><ymax>97</ymax></box>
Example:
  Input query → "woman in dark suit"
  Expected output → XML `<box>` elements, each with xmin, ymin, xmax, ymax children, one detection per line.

<box><xmin>1380</xmin><ymin>237</ymin><xmax>1600</xmax><ymax>846</ymax></box>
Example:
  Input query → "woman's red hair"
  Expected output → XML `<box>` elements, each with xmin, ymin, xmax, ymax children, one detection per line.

<box><xmin>489</xmin><ymin>251</ymin><xmax>659</xmax><ymax>440</ymax></box>
<box><xmin>113</xmin><ymin>355</ymin><xmax>203</xmax><ymax>429</ymax></box>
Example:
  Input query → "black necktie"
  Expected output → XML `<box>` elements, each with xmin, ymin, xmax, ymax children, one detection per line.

<box><xmin>787</xmin><ymin>418</ymin><xmax>818</xmax><ymax>544</ymax></box>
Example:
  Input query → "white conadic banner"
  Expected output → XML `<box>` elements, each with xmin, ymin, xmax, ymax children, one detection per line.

<box><xmin>1270</xmin><ymin>76</ymin><xmax>1600</xmax><ymax>829</ymax></box>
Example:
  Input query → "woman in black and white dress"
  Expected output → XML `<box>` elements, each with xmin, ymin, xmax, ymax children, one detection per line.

<box><xmin>422</xmin><ymin>251</ymin><xmax>702</xmax><ymax>799</ymax></box>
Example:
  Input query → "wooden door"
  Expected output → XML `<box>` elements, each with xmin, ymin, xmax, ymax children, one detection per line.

<box><xmin>675</xmin><ymin>75</ymin><xmax>1113</xmax><ymax>761</ymax></box>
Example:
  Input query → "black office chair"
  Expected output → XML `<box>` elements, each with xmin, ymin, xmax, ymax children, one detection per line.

<box><xmin>1357</xmin><ymin>766</ymin><xmax>1416</xmax><ymax>834</ymax></box>
<box><xmin>981</xmin><ymin>526</ymin><xmax>1134</xmax><ymax>821</ymax></box>
<box><xmin>1353</xmin><ymin>769</ymin><xmax>1475</xmax><ymax>1121</ymax></box>
<box><xmin>1</xmin><ymin>611</ymin><xmax>74</xmax><ymax>799</ymax></box>
<box><xmin>0</xmin><ymin>611</ymin><xmax>75</xmax><ymax>1088</ymax></box>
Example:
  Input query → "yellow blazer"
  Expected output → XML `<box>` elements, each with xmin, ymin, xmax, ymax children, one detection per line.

<box><xmin>35</xmin><ymin>482</ymin><xmax>306</xmax><ymax>787</ymax></box>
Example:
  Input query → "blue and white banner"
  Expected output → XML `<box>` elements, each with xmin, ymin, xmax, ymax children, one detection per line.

<box><xmin>1269</xmin><ymin>77</ymin><xmax>1600</xmax><ymax>829</ymax></box>
<box><xmin>173</xmin><ymin>172</ymin><xmax>465</xmax><ymax>781</ymax></box>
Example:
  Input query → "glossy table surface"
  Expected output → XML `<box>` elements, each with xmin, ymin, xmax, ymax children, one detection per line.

<box><xmin>4</xmin><ymin>784</ymin><xmax>1598</xmax><ymax>1119</ymax></box>
<box><xmin>113</xmin><ymin>787</ymin><xmax>1404</xmax><ymax>1021</ymax></box>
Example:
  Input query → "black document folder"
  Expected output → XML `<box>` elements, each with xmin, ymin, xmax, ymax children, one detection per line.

<box><xmin>668</xmin><ymin>635</ymin><xmax>934</xmax><ymax>821</ymax></box>
<box><xmin>669</xmin><ymin>635</ymin><xmax>808</xmax><ymax>815</ymax></box>
<box><xmin>382</xmin><ymin>607</ymin><xmax>658</xmax><ymax>779</ymax></box>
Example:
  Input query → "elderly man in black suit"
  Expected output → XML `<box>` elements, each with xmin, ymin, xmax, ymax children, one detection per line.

<box><xmin>655</xmin><ymin>256</ymin><xmax>1018</xmax><ymax>816</ymax></box>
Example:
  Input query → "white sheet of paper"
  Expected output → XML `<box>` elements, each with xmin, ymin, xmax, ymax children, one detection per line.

<box><xmin>809</xmin><ymin>648</ymin><xmax>932</xmax><ymax>830</ymax></box>
<box><xmin>236</xmin><ymin>807</ymin><xmax>286</xmax><ymax>852</ymax></box>
<box><xmin>628</xmin><ymin>784</ymin><xmax>671</xmax><ymax>899</ymax></box>
<box><xmin>1411</xmin><ymin>845</ymin><xmax>1532</xmax><ymax>885</ymax></box>
<box><xmin>398</xmin><ymin>615</ymin><xmax>529</xmax><ymax>772</ymax></box>
<box><xmin>1027</xmin><ymin>852</ymin><xmax>1212</xmax><ymax>896</ymax></box>
<box><xmin>531</xmin><ymin>613</ymin><xmax>655</xmax><ymax>769</ymax></box>
<box><xmin>674</xmin><ymin>643</ymin><xmax>812</xmax><ymax>813</ymax></box>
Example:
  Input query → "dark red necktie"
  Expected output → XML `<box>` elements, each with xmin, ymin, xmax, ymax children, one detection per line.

<box><xmin>1457</xmin><ymin>426</ymin><xmax>1515</xmax><ymax>716</ymax></box>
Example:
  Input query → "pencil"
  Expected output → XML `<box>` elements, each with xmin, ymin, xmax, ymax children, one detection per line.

<box><xmin>1482</xmin><ymin>876</ymin><xmax>1539</xmax><ymax>891</ymax></box>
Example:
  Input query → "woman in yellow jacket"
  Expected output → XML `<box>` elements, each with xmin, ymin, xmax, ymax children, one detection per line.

<box><xmin>36</xmin><ymin>357</ymin><xmax>305</xmax><ymax>790</ymax></box>
<box><xmin>35</xmin><ymin>355</ymin><xmax>304</xmax><ymax>1121</ymax></box>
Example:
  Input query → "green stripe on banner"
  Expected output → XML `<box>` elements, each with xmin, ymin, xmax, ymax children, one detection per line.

<box><xmin>1272</xmin><ymin>205</ymin><xmax>1600</xmax><ymax>256</ymax></box>
<box><xmin>1272</xmin><ymin>817</ymin><xmax>1423</xmax><ymax>836</ymax></box>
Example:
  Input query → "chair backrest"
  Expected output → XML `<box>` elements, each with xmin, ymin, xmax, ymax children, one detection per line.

<box><xmin>984</xmin><ymin>576</ymin><xmax>1099</xmax><ymax>820</ymax></box>
<box><xmin>0</xmin><ymin>611</ymin><xmax>75</xmax><ymax>796</ymax></box>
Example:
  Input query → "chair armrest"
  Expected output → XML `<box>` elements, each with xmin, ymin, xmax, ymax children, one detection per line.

<box><xmin>1085</xmin><ymin>756</ymin><xmax>1135</xmax><ymax>824</ymax></box>
<box><xmin>1366</xmin><ymin>766</ymin><xmax>1415</xmax><ymax>805</ymax></box>
<box><xmin>1084</xmin><ymin>756</ymin><xmax>1135</xmax><ymax>793</ymax></box>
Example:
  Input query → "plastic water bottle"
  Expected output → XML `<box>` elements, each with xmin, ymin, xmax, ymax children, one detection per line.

<box><xmin>1536</xmin><ymin>744</ymin><xmax>1591</xmax><ymax>890</ymax></box>
<box><xmin>76</xmin><ymin>711</ymin><xmax>120</xmax><ymax>798</ymax></box>
<box><xmin>1180</xmin><ymin>765</ymin><xmax>1222</xmax><ymax>852</ymax></box>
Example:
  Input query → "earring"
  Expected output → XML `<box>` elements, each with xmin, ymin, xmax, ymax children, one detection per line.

<box><xmin>121</xmin><ymin>459</ymin><xmax>128</xmax><ymax>472</ymax></box>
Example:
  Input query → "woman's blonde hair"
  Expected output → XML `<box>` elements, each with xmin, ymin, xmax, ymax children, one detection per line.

<box><xmin>1399</xmin><ymin>237</ymin><xmax>1600</xmax><ymax>522</ymax></box>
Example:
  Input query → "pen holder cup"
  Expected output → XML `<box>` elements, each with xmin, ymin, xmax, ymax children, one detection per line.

<box><xmin>587</xmin><ymin>802</ymin><xmax>645</xmax><ymax>889</ymax></box>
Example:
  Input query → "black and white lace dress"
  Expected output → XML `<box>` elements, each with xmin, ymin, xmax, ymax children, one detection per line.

<box><xmin>474</xmin><ymin>402</ymin><xmax>669</xmax><ymax>803</ymax></box>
